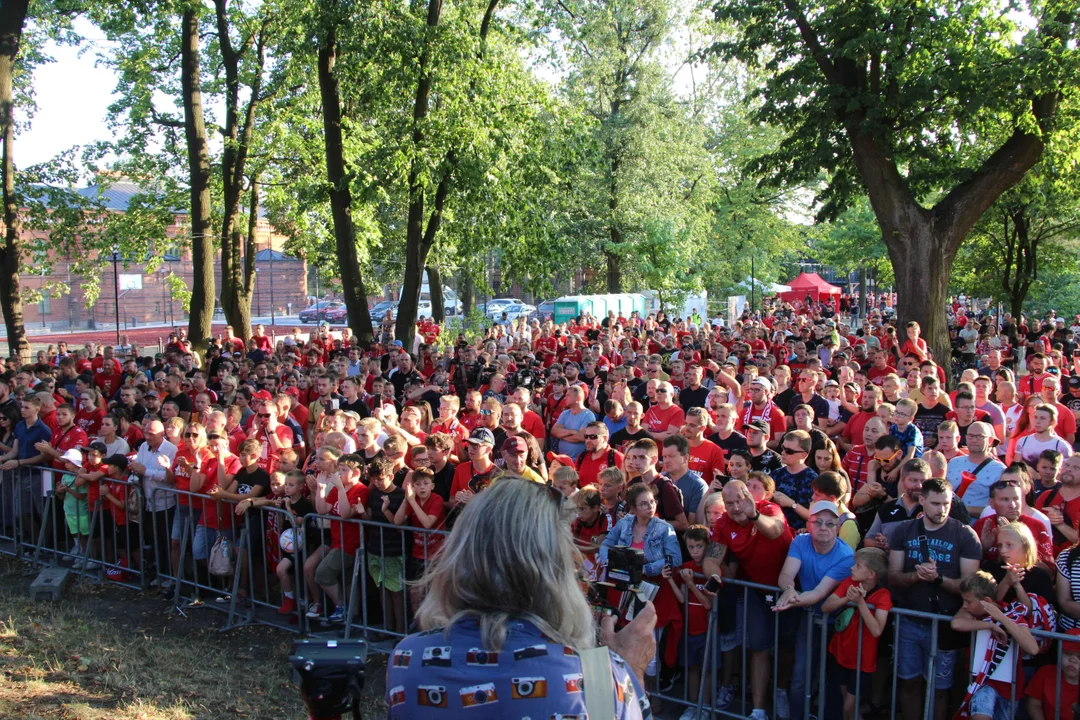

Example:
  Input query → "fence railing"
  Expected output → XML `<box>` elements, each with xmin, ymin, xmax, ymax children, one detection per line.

<box><xmin>3</xmin><ymin>467</ymin><xmax>1076</xmax><ymax>719</ymax></box>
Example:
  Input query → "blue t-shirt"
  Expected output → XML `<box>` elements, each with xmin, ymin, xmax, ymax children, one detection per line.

<box><xmin>771</xmin><ymin>466</ymin><xmax>818</xmax><ymax>528</ymax></box>
<box><xmin>15</xmin><ymin>419</ymin><xmax>52</xmax><ymax>461</ymax></box>
<box><xmin>386</xmin><ymin>617</ymin><xmax>649</xmax><ymax>719</ymax></box>
<box><xmin>556</xmin><ymin>408</ymin><xmax>597</xmax><ymax>459</ymax></box>
<box><xmin>889</xmin><ymin>423</ymin><xmax>924</xmax><ymax>458</ymax></box>
<box><xmin>788</xmin><ymin>533</ymin><xmax>854</xmax><ymax>613</ymax></box>
<box><xmin>670</xmin><ymin>470</ymin><xmax>708</xmax><ymax>523</ymax></box>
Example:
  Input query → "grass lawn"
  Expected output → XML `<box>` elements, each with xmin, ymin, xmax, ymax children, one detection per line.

<box><xmin>0</xmin><ymin>559</ymin><xmax>386</xmax><ymax>720</ymax></box>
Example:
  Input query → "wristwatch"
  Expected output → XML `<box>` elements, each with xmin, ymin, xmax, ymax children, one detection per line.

<box><xmin>933</xmin><ymin>576</ymin><xmax>944</xmax><ymax>587</ymax></box>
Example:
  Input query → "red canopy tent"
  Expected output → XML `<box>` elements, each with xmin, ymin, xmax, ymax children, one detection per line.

<box><xmin>779</xmin><ymin>272</ymin><xmax>842</xmax><ymax>311</ymax></box>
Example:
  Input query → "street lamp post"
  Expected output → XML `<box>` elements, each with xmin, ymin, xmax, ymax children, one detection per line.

<box><xmin>269</xmin><ymin>247</ymin><xmax>275</xmax><ymax>326</ymax></box>
<box><xmin>111</xmin><ymin>248</ymin><xmax>121</xmax><ymax>347</ymax></box>
<box><xmin>255</xmin><ymin>267</ymin><xmax>261</xmax><ymax>316</ymax></box>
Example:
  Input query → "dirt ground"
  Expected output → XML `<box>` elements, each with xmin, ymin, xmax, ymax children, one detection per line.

<box><xmin>0</xmin><ymin>559</ymin><xmax>387</xmax><ymax>720</ymax></box>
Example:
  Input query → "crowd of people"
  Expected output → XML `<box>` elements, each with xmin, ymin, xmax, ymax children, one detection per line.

<box><xmin>4</xmin><ymin>300</ymin><xmax>1080</xmax><ymax>720</ymax></box>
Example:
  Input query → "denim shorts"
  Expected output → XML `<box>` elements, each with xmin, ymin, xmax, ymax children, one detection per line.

<box><xmin>678</xmin><ymin>631</ymin><xmax>709</xmax><ymax>667</ymax></box>
<box><xmin>170</xmin><ymin>505</ymin><xmax>201</xmax><ymax>542</ymax></box>
<box><xmin>968</xmin><ymin>685</ymin><xmax>1015</xmax><ymax>720</ymax></box>
<box><xmin>894</xmin><ymin>618</ymin><xmax>957</xmax><ymax>690</ymax></box>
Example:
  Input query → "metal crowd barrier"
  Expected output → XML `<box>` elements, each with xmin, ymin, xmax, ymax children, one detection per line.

<box><xmin>648</xmin><ymin>575</ymin><xmax>1078</xmax><ymax>720</ymax></box>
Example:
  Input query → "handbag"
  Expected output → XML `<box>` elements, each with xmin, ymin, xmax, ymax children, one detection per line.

<box><xmin>208</xmin><ymin>535</ymin><xmax>235</xmax><ymax>577</ymax></box>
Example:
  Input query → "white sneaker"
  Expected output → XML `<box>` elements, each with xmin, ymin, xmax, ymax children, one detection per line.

<box><xmin>716</xmin><ymin>684</ymin><xmax>734</xmax><ymax>709</ymax></box>
<box><xmin>677</xmin><ymin>707</ymin><xmax>699</xmax><ymax>720</ymax></box>
<box><xmin>84</xmin><ymin>560</ymin><xmax>100</xmax><ymax>570</ymax></box>
<box><xmin>750</xmin><ymin>710</ymin><xmax>770</xmax><ymax>720</ymax></box>
<box><xmin>305</xmin><ymin>602</ymin><xmax>323</xmax><ymax>619</ymax></box>
<box><xmin>775</xmin><ymin>689</ymin><xmax>791</xmax><ymax>720</ymax></box>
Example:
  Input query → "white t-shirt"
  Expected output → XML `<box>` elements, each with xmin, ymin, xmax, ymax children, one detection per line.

<box><xmin>1013</xmin><ymin>434</ymin><xmax>1073</xmax><ymax>465</ymax></box>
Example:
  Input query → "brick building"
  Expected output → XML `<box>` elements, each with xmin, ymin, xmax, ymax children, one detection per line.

<box><xmin>17</xmin><ymin>181</ymin><xmax>309</xmax><ymax>331</ymax></box>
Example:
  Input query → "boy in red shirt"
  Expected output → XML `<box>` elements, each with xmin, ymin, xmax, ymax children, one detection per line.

<box><xmin>313</xmin><ymin>450</ymin><xmax>369</xmax><ymax>624</ymax></box>
<box><xmin>393</xmin><ymin>465</ymin><xmax>446</xmax><ymax>614</ymax></box>
<box><xmin>1025</xmin><ymin>628</ymin><xmax>1080</xmax><ymax>720</ymax></box>
<box><xmin>97</xmin><ymin>454</ymin><xmax>136</xmax><ymax>575</ymax></box>
<box><xmin>822</xmin><ymin>547</ymin><xmax>892</xmax><ymax>718</ymax></box>
<box><xmin>74</xmin><ymin>442</ymin><xmax>108</xmax><ymax>569</ymax></box>
<box><xmin>570</xmin><ymin>485</ymin><xmax>611</xmax><ymax>581</ymax></box>
<box><xmin>664</xmin><ymin>524</ymin><xmax>714</xmax><ymax>708</ymax></box>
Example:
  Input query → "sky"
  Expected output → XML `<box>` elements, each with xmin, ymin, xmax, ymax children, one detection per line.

<box><xmin>18</xmin><ymin>22</ymin><xmax>120</xmax><ymax>168</ymax></box>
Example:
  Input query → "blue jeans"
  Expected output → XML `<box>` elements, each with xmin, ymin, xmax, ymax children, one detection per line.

<box><xmin>969</xmin><ymin>685</ymin><xmax>1015</xmax><ymax>720</ymax></box>
<box><xmin>193</xmin><ymin>524</ymin><xmax>234</xmax><ymax>561</ymax></box>
<box><xmin>894</xmin><ymin>617</ymin><xmax>958</xmax><ymax>690</ymax></box>
<box><xmin>789</xmin><ymin>611</ymin><xmax>844</xmax><ymax>720</ymax></box>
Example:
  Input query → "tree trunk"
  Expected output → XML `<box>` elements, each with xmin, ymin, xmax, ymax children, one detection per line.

<box><xmin>858</xmin><ymin>267</ymin><xmax>867</xmax><ymax>321</ymax></box>
<box><xmin>0</xmin><ymin>0</ymin><xmax>30</xmax><ymax>362</ymax></box>
<box><xmin>317</xmin><ymin>28</ymin><xmax>373</xmax><ymax>346</ymax></box>
<box><xmin>216</xmin><ymin>3</ymin><xmax>264</xmax><ymax>339</ymax></box>
<box><xmin>606</xmin><ymin>150</ymin><xmax>622</xmax><ymax>292</ymax></box>
<box><xmin>180</xmin><ymin>8</ymin><xmax>215</xmax><ymax>351</ymax></box>
<box><xmin>461</xmin><ymin>271</ymin><xmax>474</xmax><ymax>316</ymax></box>
<box><xmin>427</xmin><ymin>264</ymin><xmax>445</xmax><ymax>322</ymax></box>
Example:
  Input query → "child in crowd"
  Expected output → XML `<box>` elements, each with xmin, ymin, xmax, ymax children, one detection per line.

<box><xmin>56</xmin><ymin>449</ymin><xmax>90</xmax><ymax>566</ymax></box>
<box><xmin>364</xmin><ymin>456</ymin><xmax>406</xmax><ymax>634</ymax></box>
<box><xmin>97</xmin><ymin>454</ymin><xmax>136</xmax><ymax>575</ymax></box>
<box><xmin>1025</xmin><ymin>627</ymin><xmax>1080</xmax><ymax>720</ymax></box>
<box><xmin>571</xmin><ymin>485</ymin><xmax>611</xmax><ymax>581</ymax></box>
<box><xmin>1034</xmin><ymin>449</ymin><xmax>1062</xmax><ymax>493</ymax></box>
<box><xmin>889</xmin><ymin>398</ymin><xmax>924</xmax><ymax>465</ymax></box>
<box><xmin>951</xmin><ymin>571</ymin><xmax>1041</xmax><ymax>720</ymax></box>
<box><xmin>393</xmin><ymin>466</ymin><xmax>445</xmax><ymax>613</ymax></box>
<box><xmin>664</xmin><ymin>524</ymin><xmax>714</xmax><ymax>719</ymax></box>
<box><xmin>552</xmin><ymin>465</ymin><xmax>580</xmax><ymax>498</ymax></box>
<box><xmin>823</xmin><ymin>547</ymin><xmax>892</xmax><ymax>720</ymax></box>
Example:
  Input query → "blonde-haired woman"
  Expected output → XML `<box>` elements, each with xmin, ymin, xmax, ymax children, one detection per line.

<box><xmin>389</xmin><ymin>478</ymin><xmax>654</xmax><ymax>719</ymax></box>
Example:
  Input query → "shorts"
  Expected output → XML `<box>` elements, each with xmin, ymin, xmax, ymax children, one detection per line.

<box><xmin>894</xmin><ymin>618</ymin><xmax>957</xmax><ymax>690</ymax></box>
<box><xmin>193</xmin><ymin>525</ymin><xmax>235</xmax><ymax>562</ymax></box>
<box><xmin>968</xmin><ymin>685</ymin><xmax>1015</xmax><ymax>720</ymax></box>
<box><xmin>315</xmin><ymin>548</ymin><xmax>356</xmax><ymax>588</ymax></box>
<box><xmin>170</xmin><ymin>506</ymin><xmax>201</xmax><ymax>542</ymax></box>
<box><xmin>678</xmin><ymin>631</ymin><xmax>709</xmax><ymax>668</ymax></box>
<box><xmin>368</xmin><ymin>553</ymin><xmax>405</xmax><ymax>593</ymax></box>
<box><xmin>830</xmin><ymin>658</ymin><xmax>872</xmax><ymax>697</ymax></box>
<box><xmin>406</xmin><ymin>556</ymin><xmax>427</xmax><ymax>582</ymax></box>
<box><xmin>735</xmin><ymin>591</ymin><xmax>800</xmax><ymax>652</ymax></box>
<box><xmin>65</xmin><ymin>507</ymin><xmax>91</xmax><ymax>536</ymax></box>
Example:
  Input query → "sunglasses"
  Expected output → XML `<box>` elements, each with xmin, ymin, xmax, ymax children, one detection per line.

<box><xmin>584</xmin><ymin>434</ymin><xmax>600</xmax><ymax>440</ymax></box>
<box><xmin>258</xmin><ymin>413</ymin><xmax>272</xmax><ymax>418</ymax></box>
<box><xmin>184</xmin><ymin>432</ymin><xmax>199</xmax><ymax>438</ymax></box>
<box><xmin>992</xmin><ymin>480</ymin><xmax>1022</xmax><ymax>491</ymax></box>
<box><xmin>207</xmin><ymin>434</ymin><xmax>223</xmax><ymax>441</ymax></box>
<box><xmin>781</xmin><ymin>446</ymin><xmax>805</xmax><ymax>454</ymax></box>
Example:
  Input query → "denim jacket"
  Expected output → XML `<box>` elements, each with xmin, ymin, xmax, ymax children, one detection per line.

<box><xmin>599</xmin><ymin>514</ymin><xmax>682</xmax><ymax>577</ymax></box>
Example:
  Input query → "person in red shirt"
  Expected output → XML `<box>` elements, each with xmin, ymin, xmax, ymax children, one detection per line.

<box><xmin>191</xmin><ymin>433</ymin><xmax>243</xmax><ymax>555</ymax></box>
<box><xmin>682</xmin><ymin>407</ymin><xmax>726</xmax><ymax>484</ymax></box>
<box><xmin>570</xmin><ymin>485</ymin><xmax>612</xmax><ymax>582</ymax></box>
<box><xmin>866</xmin><ymin>348</ymin><xmax>897</xmax><ymax>386</ymax></box>
<box><xmin>33</xmin><ymin>403</ymin><xmax>89</xmax><ymax>471</ymax></box>
<box><xmin>431</xmin><ymin>394</ymin><xmax>468</xmax><ymax>463</ymax></box>
<box><xmin>457</xmin><ymin>390</ymin><xmax>483</xmax><ymax>432</ymax></box>
<box><xmin>533</xmin><ymin>326</ymin><xmax>559</xmax><ymax>368</ymax></box>
<box><xmin>643</xmin><ymin>381</ymin><xmax>685</xmax><ymax>440</ymax></box>
<box><xmin>247</xmin><ymin>398</ymin><xmax>294</xmax><ymax>473</ymax></box>
<box><xmin>740</xmin><ymin>377</ymin><xmax>787</xmax><ymax>447</ymax></box>
<box><xmin>252</xmin><ymin>324</ymin><xmax>273</xmax><ymax>353</ymax></box>
<box><xmin>98</xmin><ymin>454</ymin><xmax>137</xmax><ymax>572</ymax></box>
<box><xmin>663</xmin><ymin>524</ymin><xmax>714</xmax><ymax>705</ymax></box>
<box><xmin>574</xmin><ymin>421</ymin><xmax>624</xmax><ymax>487</ymax></box>
<box><xmin>973</xmin><ymin>481</ymin><xmax>1054</xmax><ymax>568</ymax></box>
<box><xmin>392</xmin><ymin>466</ymin><xmax>446</xmax><ymax>612</ymax></box>
<box><xmin>705</xmin><ymin>477</ymin><xmax>792</xmax><ymax>717</ymax></box>
<box><xmin>510</xmin><ymin>387</ymin><xmax>546</xmax><ymax>441</ymax></box>
<box><xmin>75</xmin><ymin>390</ymin><xmax>105</xmax><ymax>437</ymax></box>
<box><xmin>90</xmin><ymin>346</ymin><xmax>122</xmax><ymax>377</ymax></box>
<box><xmin>822</xmin><ymin>547</ymin><xmax>892</xmax><ymax>717</ymax></box>
<box><xmin>313</xmin><ymin>448</ymin><xmax>369</xmax><ymax>621</ymax></box>
<box><xmin>900</xmin><ymin>321</ymin><xmax>929</xmax><ymax>362</ymax></box>
<box><xmin>1025</xmin><ymin>628</ymin><xmax>1080</xmax><ymax>720</ymax></box>
<box><xmin>449</xmin><ymin>428</ymin><xmax>498</xmax><ymax>513</ymax></box>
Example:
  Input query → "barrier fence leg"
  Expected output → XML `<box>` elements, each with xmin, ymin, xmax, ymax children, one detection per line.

<box><xmin>816</xmin><ymin>613</ymin><xmax>828</xmax><ymax>720</ymax></box>
<box><xmin>31</xmin><ymin>494</ymin><xmax>54</xmax><ymax>569</ymax></box>
<box><xmin>924</xmin><ymin>620</ymin><xmax>939</xmax><ymax>720</ymax></box>
<box><xmin>77</xmin><ymin>505</ymin><xmax>103</xmax><ymax>588</ymax></box>
<box><xmin>169</xmin><ymin>516</ymin><xmax>192</xmax><ymax>619</ymax></box>
<box><xmin>223</xmin><ymin>526</ymin><xmax>251</xmax><ymax>631</ymax></box>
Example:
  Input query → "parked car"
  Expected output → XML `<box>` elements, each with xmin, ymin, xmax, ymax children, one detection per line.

<box><xmin>370</xmin><ymin>300</ymin><xmax>399</xmax><ymax>322</ymax></box>
<box><xmin>299</xmin><ymin>300</ymin><xmax>342</xmax><ymax>324</ymax></box>
<box><xmin>321</xmin><ymin>302</ymin><xmax>348</xmax><ymax>324</ymax></box>
<box><xmin>532</xmin><ymin>300</ymin><xmax>555</xmax><ymax>321</ymax></box>
<box><xmin>487</xmin><ymin>299</ymin><xmax>536</xmax><ymax>321</ymax></box>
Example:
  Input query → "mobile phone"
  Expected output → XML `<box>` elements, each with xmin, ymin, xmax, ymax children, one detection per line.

<box><xmin>704</xmin><ymin>575</ymin><xmax>722</xmax><ymax>593</ymax></box>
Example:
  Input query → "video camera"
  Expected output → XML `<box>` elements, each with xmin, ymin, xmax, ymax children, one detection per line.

<box><xmin>290</xmin><ymin>638</ymin><xmax>367</xmax><ymax>720</ymax></box>
<box><xmin>590</xmin><ymin>546</ymin><xmax>659</xmax><ymax>622</ymax></box>
<box><xmin>509</xmin><ymin>368</ymin><xmax>537</xmax><ymax>390</ymax></box>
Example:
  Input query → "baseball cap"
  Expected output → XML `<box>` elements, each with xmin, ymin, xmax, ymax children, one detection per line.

<box><xmin>283</xmin><ymin>337</ymin><xmax>296</xmax><ymax>346</ymax></box>
<box><xmin>392</xmin><ymin>340</ymin><xmax>404</xmax><ymax>348</ymax></box>
<box><xmin>751</xmin><ymin>377</ymin><xmax>772</xmax><ymax>390</ymax></box>
<box><xmin>1063</xmin><ymin>627</ymin><xmax>1080</xmax><ymax>654</ymax></box>
<box><xmin>808</xmin><ymin>500</ymin><xmax>840</xmax><ymax>517</ymax></box>
<box><xmin>502</xmin><ymin>436</ymin><xmax>528</xmax><ymax>455</ymax></box>
<box><xmin>60</xmin><ymin>449</ymin><xmax>83</xmax><ymax>468</ymax></box>
<box><xmin>467</xmin><ymin>427</ymin><xmax>495</xmax><ymax>446</ymax></box>
<box><xmin>824</xmin><ymin>379</ymin><xmax>839</xmax><ymax>388</ymax></box>
<box><xmin>80</xmin><ymin>441</ymin><xmax>108</xmax><ymax>456</ymax></box>
<box><xmin>103</xmin><ymin>454</ymin><xmax>129</xmax><ymax>471</ymax></box>
<box><xmin>743</xmin><ymin>419</ymin><xmax>770</xmax><ymax>433</ymax></box>
<box><xmin>545</xmin><ymin>451</ymin><xmax>575</xmax><ymax>467</ymax></box>
<box><xmin>1068</xmin><ymin>375</ymin><xmax>1080</xmax><ymax>390</ymax></box>
<box><xmin>283</xmin><ymin>386</ymin><xmax>301</xmax><ymax>398</ymax></box>
<box><xmin>252</xmin><ymin>389</ymin><xmax>273</xmax><ymax>402</ymax></box>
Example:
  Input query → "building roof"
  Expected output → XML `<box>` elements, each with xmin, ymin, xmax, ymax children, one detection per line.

<box><xmin>75</xmin><ymin>181</ymin><xmax>147</xmax><ymax>212</ymax></box>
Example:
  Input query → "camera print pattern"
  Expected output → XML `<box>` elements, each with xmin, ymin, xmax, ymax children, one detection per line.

<box><xmin>386</xmin><ymin>618</ymin><xmax>651</xmax><ymax>718</ymax></box>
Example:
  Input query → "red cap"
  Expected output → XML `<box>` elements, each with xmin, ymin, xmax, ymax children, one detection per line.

<box><xmin>1064</xmin><ymin>627</ymin><xmax>1080</xmax><ymax>654</ymax></box>
<box><xmin>545</xmin><ymin>451</ymin><xmax>575</xmax><ymax>467</ymax></box>
<box><xmin>283</xmin><ymin>386</ymin><xmax>300</xmax><ymax>398</ymax></box>
<box><xmin>252</xmin><ymin>390</ymin><xmax>273</xmax><ymax>402</ymax></box>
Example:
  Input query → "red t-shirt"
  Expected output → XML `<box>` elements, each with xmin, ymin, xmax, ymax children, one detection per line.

<box><xmin>842</xmin><ymin>411</ymin><xmax>877</xmax><ymax>445</ymax></box>
<box><xmin>458</xmin><ymin>410</ymin><xmax>482</xmax><ymax>433</ymax></box>
<box><xmin>449</xmin><ymin>461</ymin><xmax>499</xmax><ymax>497</ymax></box>
<box><xmin>521</xmin><ymin>410</ymin><xmax>546</xmax><ymax>440</ymax></box>
<box><xmin>198</xmin><ymin>454</ymin><xmax>243</xmax><ymax>529</ymax></box>
<box><xmin>51</xmin><ymin>425</ymin><xmax>89</xmax><ymax>471</ymax></box>
<box><xmin>826</xmin><ymin>578</ymin><xmax>892</xmax><ymax>672</ymax></box>
<box><xmin>972</xmin><ymin>513</ymin><xmax>1054</xmax><ymax>567</ymax></box>
<box><xmin>83</xmin><ymin>459</ymin><xmax>103</xmax><ymax>510</ymax></box>
<box><xmin>326</xmin><ymin>483</ymin><xmax>369</xmax><ymax>555</ymax></box>
<box><xmin>104</xmin><ymin>477</ymin><xmax>129</xmax><ymax>525</ymax></box>
<box><xmin>406</xmin><ymin>493</ymin><xmax>446</xmax><ymax>560</ymax></box>
<box><xmin>841</xmin><ymin>445</ymin><xmax>872</xmax><ymax>490</ymax></box>
<box><xmin>576</xmin><ymin>448</ymin><xmax>624</xmax><ymax>488</ymax></box>
<box><xmin>1034</xmin><ymin>489</ymin><xmax>1080</xmax><ymax>556</ymax></box>
<box><xmin>643</xmin><ymin>404</ymin><xmax>685</xmax><ymax>435</ymax></box>
<box><xmin>171</xmin><ymin>448</ymin><xmax>213</xmax><ymax>507</ymax></box>
<box><xmin>711</xmin><ymin>501</ymin><xmax>791</xmax><ymax>586</ymax></box>
<box><xmin>866</xmin><ymin>365</ymin><xmax>897</xmax><ymax>386</ymax></box>
<box><xmin>251</xmin><ymin>425</ymin><xmax>294</xmax><ymax>473</ymax></box>
<box><xmin>75</xmin><ymin>407</ymin><xmax>105</xmax><ymax>437</ymax></box>
<box><xmin>94</xmin><ymin>372</ymin><xmax>122</xmax><ymax>398</ymax></box>
<box><xmin>1025</xmin><ymin>665</ymin><xmax>1078</xmax><ymax>720</ymax></box>
<box><xmin>91</xmin><ymin>356</ymin><xmax>122</xmax><ymax>376</ymax></box>
<box><xmin>534</xmin><ymin>337</ymin><xmax>559</xmax><ymax>367</ymax></box>
<box><xmin>687</xmin><ymin>439</ymin><xmax>726</xmax><ymax>481</ymax></box>
<box><xmin>741</xmin><ymin>402</ymin><xmax>787</xmax><ymax>439</ymax></box>
<box><xmin>678</xmin><ymin>561</ymin><xmax>710</xmax><ymax>635</ymax></box>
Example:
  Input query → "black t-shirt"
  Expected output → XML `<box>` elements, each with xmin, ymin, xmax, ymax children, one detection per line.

<box><xmin>339</xmin><ymin>397</ymin><xmax>371</xmax><ymax>419</ymax></box>
<box><xmin>389</xmin><ymin>369</ymin><xmax>424</xmax><ymax>400</ymax></box>
<box><xmin>431</xmin><ymin>462</ymin><xmax>456</xmax><ymax>502</ymax></box>
<box><xmin>749</xmin><ymin>448</ymin><xmax>783</xmax><ymax>475</ymax></box>
<box><xmin>788</xmin><ymin>393</ymin><xmax>831</xmax><ymax>424</ymax></box>
<box><xmin>610</xmin><ymin>427</ymin><xmax>653</xmax><ymax>454</ymax></box>
<box><xmin>366</xmin><ymin>484</ymin><xmax>406</xmax><ymax>555</ymax></box>
<box><xmin>889</xmin><ymin>517</ymin><xmax>981</xmax><ymax>617</ymax></box>
<box><xmin>168</xmin><ymin>391</ymin><xmax>193</xmax><ymax>413</ymax></box>
<box><xmin>678</xmin><ymin>385</ymin><xmax>710</xmax><ymax>411</ymax></box>
<box><xmin>914</xmin><ymin>402</ymin><xmax>949</xmax><ymax>447</ymax></box>
<box><xmin>707</xmin><ymin>430</ymin><xmax>748</xmax><ymax>455</ymax></box>
<box><xmin>234</xmin><ymin>464</ymin><xmax>272</xmax><ymax>498</ymax></box>
<box><xmin>774</xmin><ymin>388</ymin><xmax>797</xmax><ymax>415</ymax></box>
